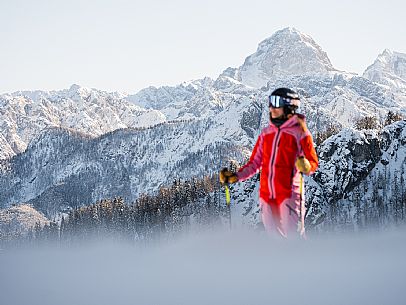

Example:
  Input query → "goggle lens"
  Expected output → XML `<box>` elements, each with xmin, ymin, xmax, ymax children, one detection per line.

<box><xmin>269</xmin><ymin>95</ymin><xmax>288</xmax><ymax>108</ymax></box>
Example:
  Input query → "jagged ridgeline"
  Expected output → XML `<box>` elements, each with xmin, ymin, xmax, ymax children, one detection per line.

<box><xmin>0</xmin><ymin>119</ymin><xmax>246</xmax><ymax>217</ymax></box>
<box><xmin>22</xmin><ymin>175</ymin><xmax>227</xmax><ymax>244</ymax></box>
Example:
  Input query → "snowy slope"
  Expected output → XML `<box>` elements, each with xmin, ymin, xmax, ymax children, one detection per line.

<box><xmin>0</xmin><ymin>121</ymin><xmax>250</xmax><ymax>215</ymax></box>
<box><xmin>0</xmin><ymin>204</ymin><xmax>49</xmax><ymax>236</ymax></box>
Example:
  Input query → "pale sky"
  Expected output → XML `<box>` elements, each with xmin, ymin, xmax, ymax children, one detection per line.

<box><xmin>1</xmin><ymin>0</ymin><xmax>405</xmax><ymax>94</ymax></box>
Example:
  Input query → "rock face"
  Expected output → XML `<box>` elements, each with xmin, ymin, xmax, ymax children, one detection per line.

<box><xmin>314</xmin><ymin>129</ymin><xmax>382</xmax><ymax>201</ymax></box>
<box><xmin>307</xmin><ymin>121</ymin><xmax>406</xmax><ymax>229</ymax></box>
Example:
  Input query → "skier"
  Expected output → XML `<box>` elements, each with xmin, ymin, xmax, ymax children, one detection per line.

<box><xmin>220</xmin><ymin>88</ymin><xmax>318</xmax><ymax>238</ymax></box>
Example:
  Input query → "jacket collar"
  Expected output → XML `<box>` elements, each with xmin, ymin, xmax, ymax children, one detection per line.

<box><xmin>270</xmin><ymin>114</ymin><xmax>306</xmax><ymax>129</ymax></box>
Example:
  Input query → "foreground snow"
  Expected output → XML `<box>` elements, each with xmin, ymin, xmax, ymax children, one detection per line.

<box><xmin>0</xmin><ymin>227</ymin><xmax>405</xmax><ymax>305</ymax></box>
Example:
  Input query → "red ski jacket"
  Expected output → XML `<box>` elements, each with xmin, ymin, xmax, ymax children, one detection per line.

<box><xmin>236</xmin><ymin>114</ymin><xmax>318</xmax><ymax>205</ymax></box>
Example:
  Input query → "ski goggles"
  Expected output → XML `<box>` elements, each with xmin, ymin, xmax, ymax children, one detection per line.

<box><xmin>268</xmin><ymin>95</ymin><xmax>300</xmax><ymax>108</ymax></box>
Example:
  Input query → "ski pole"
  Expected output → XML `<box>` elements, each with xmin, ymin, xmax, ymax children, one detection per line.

<box><xmin>224</xmin><ymin>184</ymin><xmax>231</xmax><ymax>206</ymax></box>
<box><xmin>225</xmin><ymin>184</ymin><xmax>232</xmax><ymax>229</ymax></box>
<box><xmin>299</xmin><ymin>172</ymin><xmax>306</xmax><ymax>238</ymax></box>
<box><xmin>219</xmin><ymin>168</ymin><xmax>233</xmax><ymax>229</ymax></box>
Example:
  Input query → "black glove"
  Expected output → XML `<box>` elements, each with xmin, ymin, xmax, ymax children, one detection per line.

<box><xmin>219</xmin><ymin>168</ymin><xmax>238</xmax><ymax>184</ymax></box>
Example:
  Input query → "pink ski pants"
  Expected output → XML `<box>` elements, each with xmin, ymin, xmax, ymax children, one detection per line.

<box><xmin>260</xmin><ymin>190</ymin><xmax>306</xmax><ymax>238</ymax></box>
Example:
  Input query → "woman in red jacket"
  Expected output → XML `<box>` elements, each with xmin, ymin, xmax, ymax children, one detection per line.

<box><xmin>220</xmin><ymin>88</ymin><xmax>318</xmax><ymax>238</ymax></box>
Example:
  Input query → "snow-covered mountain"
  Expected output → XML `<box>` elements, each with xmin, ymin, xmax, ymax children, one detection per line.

<box><xmin>1</xmin><ymin>27</ymin><xmax>405</xmax><ymax>228</ymax></box>
<box><xmin>128</xmin><ymin>77</ymin><xmax>257</xmax><ymax>121</ymax></box>
<box><xmin>2</xmin><ymin>28</ymin><xmax>405</xmax><ymax>162</ymax></box>
<box><xmin>128</xmin><ymin>28</ymin><xmax>405</xmax><ymax>127</ymax></box>
<box><xmin>0</xmin><ymin>121</ymin><xmax>250</xmax><ymax>215</ymax></box>
<box><xmin>0</xmin><ymin>84</ymin><xmax>166</xmax><ymax>159</ymax></box>
<box><xmin>363</xmin><ymin>49</ymin><xmax>406</xmax><ymax>90</ymax></box>
<box><xmin>223</xmin><ymin>27</ymin><xmax>336</xmax><ymax>88</ymax></box>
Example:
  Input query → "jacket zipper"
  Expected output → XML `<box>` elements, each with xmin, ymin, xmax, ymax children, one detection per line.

<box><xmin>269</xmin><ymin>128</ymin><xmax>281</xmax><ymax>199</ymax></box>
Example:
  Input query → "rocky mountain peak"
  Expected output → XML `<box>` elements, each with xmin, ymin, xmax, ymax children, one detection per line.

<box><xmin>363</xmin><ymin>49</ymin><xmax>406</xmax><ymax>89</ymax></box>
<box><xmin>234</xmin><ymin>27</ymin><xmax>335</xmax><ymax>88</ymax></box>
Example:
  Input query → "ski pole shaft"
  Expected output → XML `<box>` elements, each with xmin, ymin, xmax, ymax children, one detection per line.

<box><xmin>299</xmin><ymin>172</ymin><xmax>306</xmax><ymax>237</ymax></box>
<box><xmin>225</xmin><ymin>184</ymin><xmax>231</xmax><ymax>206</ymax></box>
<box><xmin>224</xmin><ymin>184</ymin><xmax>232</xmax><ymax>229</ymax></box>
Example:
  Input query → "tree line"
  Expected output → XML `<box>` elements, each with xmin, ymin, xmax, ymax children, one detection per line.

<box><xmin>6</xmin><ymin>175</ymin><xmax>229</xmax><ymax>246</ymax></box>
